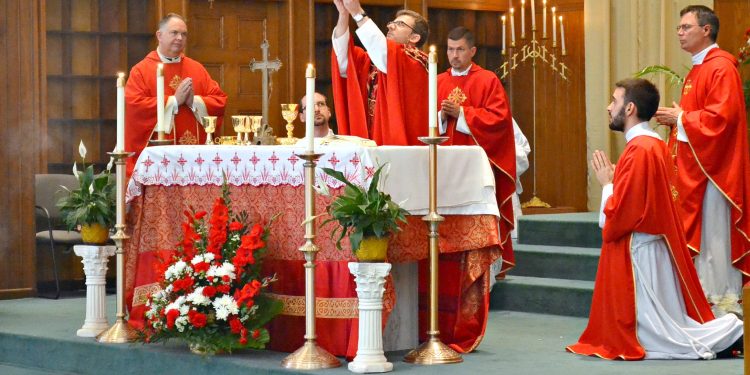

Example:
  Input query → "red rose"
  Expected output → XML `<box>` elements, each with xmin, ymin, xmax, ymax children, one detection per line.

<box><xmin>222</xmin><ymin>275</ymin><xmax>230</xmax><ymax>283</ymax></box>
<box><xmin>229</xmin><ymin>221</ymin><xmax>244</xmax><ymax>231</ymax></box>
<box><xmin>202</xmin><ymin>285</ymin><xmax>217</xmax><ymax>298</ymax></box>
<box><xmin>188</xmin><ymin>310</ymin><xmax>207</xmax><ymax>328</ymax></box>
<box><xmin>229</xmin><ymin>316</ymin><xmax>243</xmax><ymax>334</ymax></box>
<box><xmin>166</xmin><ymin>309</ymin><xmax>180</xmax><ymax>329</ymax></box>
<box><xmin>252</xmin><ymin>329</ymin><xmax>261</xmax><ymax>339</ymax></box>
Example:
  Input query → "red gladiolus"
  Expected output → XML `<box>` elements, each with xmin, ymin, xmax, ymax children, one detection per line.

<box><xmin>229</xmin><ymin>221</ymin><xmax>243</xmax><ymax>231</ymax></box>
<box><xmin>166</xmin><ymin>309</ymin><xmax>180</xmax><ymax>329</ymax></box>
<box><xmin>234</xmin><ymin>280</ymin><xmax>261</xmax><ymax>308</ymax></box>
<box><xmin>202</xmin><ymin>285</ymin><xmax>217</xmax><ymax>298</ymax></box>
<box><xmin>207</xmin><ymin>198</ymin><xmax>229</xmax><ymax>255</ymax></box>
<box><xmin>188</xmin><ymin>310</ymin><xmax>207</xmax><ymax>328</ymax></box>
<box><xmin>252</xmin><ymin>329</ymin><xmax>261</xmax><ymax>339</ymax></box>
<box><xmin>194</xmin><ymin>210</ymin><xmax>207</xmax><ymax>220</ymax></box>
<box><xmin>249</xmin><ymin>224</ymin><xmax>263</xmax><ymax>238</ymax></box>
<box><xmin>229</xmin><ymin>316</ymin><xmax>243</xmax><ymax>334</ymax></box>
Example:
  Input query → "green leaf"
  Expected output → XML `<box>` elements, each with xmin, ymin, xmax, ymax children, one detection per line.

<box><xmin>633</xmin><ymin>65</ymin><xmax>684</xmax><ymax>86</ymax></box>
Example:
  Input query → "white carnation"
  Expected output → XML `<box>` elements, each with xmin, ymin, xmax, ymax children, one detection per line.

<box><xmin>186</xmin><ymin>287</ymin><xmax>211</xmax><ymax>306</ymax></box>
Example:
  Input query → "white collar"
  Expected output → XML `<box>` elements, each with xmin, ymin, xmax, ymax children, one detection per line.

<box><xmin>451</xmin><ymin>64</ymin><xmax>473</xmax><ymax>76</ymax></box>
<box><xmin>157</xmin><ymin>49</ymin><xmax>182</xmax><ymax>64</ymax></box>
<box><xmin>625</xmin><ymin>122</ymin><xmax>661</xmax><ymax>143</ymax></box>
<box><xmin>691</xmin><ymin>43</ymin><xmax>718</xmax><ymax>65</ymax></box>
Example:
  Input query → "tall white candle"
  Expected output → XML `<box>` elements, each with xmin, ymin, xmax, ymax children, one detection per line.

<box><xmin>116</xmin><ymin>72</ymin><xmax>125</xmax><ymax>151</ymax></box>
<box><xmin>521</xmin><ymin>0</ymin><xmax>525</xmax><ymax>39</ymax></box>
<box><xmin>531</xmin><ymin>0</ymin><xmax>536</xmax><ymax>31</ymax></box>
<box><xmin>552</xmin><ymin>7</ymin><xmax>557</xmax><ymax>47</ymax></box>
<box><xmin>510</xmin><ymin>8</ymin><xmax>516</xmax><ymax>46</ymax></box>
<box><xmin>428</xmin><ymin>46</ymin><xmax>437</xmax><ymax>135</ymax></box>
<box><xmin>559</xmin><ymin>15</ymin><xmax>566</xmax><ymax>55</ymax></box>
<box><xmin>501</xmin><ymin>15</ymin><xmax>507</xmax><ymax>54</ymax></box>
<box><xmin>543</xmin><ymin>0</ymin><xmax>547</xmax><ymax>38</ymax></box>
<box><xmin>305</xmin><ymin>64</ymin><xmax>315</xmax><ymax>152</ymax></box>
<box><xmin>156</xmin><ymin>63</ymin><xmax>164</xmax><ymax>132</ymax></box>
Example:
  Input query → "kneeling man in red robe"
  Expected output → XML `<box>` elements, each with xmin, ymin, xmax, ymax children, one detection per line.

<box><xmin>567</xmin><ymin>78</ymin><xmax>742</xmax><ymax>360</ymax></box>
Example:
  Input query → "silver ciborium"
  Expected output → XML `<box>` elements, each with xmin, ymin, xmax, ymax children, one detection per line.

<box><xmin>202</xmin><ymin>116</ymin><xmax>217</xmax><ymax>145</ymax></box>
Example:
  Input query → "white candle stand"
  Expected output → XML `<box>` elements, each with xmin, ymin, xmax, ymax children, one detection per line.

<box><xmin>348</xmin><ymin>262</ymin><xmax>393</xmax><ymax>373</ymax></box>
<box><xmin>73</xmin><ymin>244</ymin><xmax>116</xmax><ymax>337</ymax></box>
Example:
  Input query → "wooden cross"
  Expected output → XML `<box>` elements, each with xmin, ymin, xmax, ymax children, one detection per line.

<box><xmin>249</xmin><ymin>20</ymin><xmax>282</xmax><ymax>129</ymax></box>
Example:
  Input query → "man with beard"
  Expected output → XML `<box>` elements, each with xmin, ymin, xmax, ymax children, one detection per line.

<box><xmin>125</xmin><ymin>13</ymin><xmax>227</xmax><ymax>177</ymax></box>
<box><xmin>330</xmin><ymin>0</ymin><xmax>429</xmax><ymax>145</ymax></box>
<box><xmin>567</xmin><ymin>78</ymin><xmax>742</xmax><ymax>360</ymax></box>
<box><xmin>298</xmin><ymin>92</ymin><xmax>334</xmax><ymax>138</ymax></box>
<box><xmin>654</xmin><ymin>5</ymin><xmax>750</xmax><ymax>317</ymax></box>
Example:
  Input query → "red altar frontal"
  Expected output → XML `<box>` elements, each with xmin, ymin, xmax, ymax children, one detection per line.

<box><xmin>124</xmin><ymin>143</ymin><xmax>502</xmax><ymax>358</ymax></box>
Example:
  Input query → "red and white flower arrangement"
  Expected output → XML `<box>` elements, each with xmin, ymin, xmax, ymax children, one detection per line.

<box><xmin>141</xmin><ymin>184</ymin><xmax>282</xmax><ymax>354</ymax></box>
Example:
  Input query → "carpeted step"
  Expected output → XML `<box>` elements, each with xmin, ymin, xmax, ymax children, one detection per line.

<box><xmin>509</xmin><ymin>243</ymin><xmax>600</xmax><ymax>282</ymax></box>
<box><xmin>490</xmin><ymin>275</ymin><xmax>594</xmax><ymax>317</ymax></box>
<box><xmin>518</xmin><ymin>212</ymin><xmax>602</xmax><ymax>248</ymax></box>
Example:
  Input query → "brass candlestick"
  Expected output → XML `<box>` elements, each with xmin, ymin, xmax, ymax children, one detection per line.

<box><xmin>277</xmin><ymin>104</ymin><xmax>300</xmax><ymax>145</ymax></box>
<box><xmin>202</xmin><ymin>116</ymin><xmax>217</xmax><ymax>145</ymax></box>
<box><xmin>403</xmin><ymin>130</ymin><xmax>463</xmax><ymax>364</ymax></box>
<box><xmin>97</xmin><ymin>150</ymin><xmax>138</xmax><ymax>343</ymax></box>
<box><xmin>149</xmin><ymin>131</ymin><xmax>172</xmax><ymax>146</ymax></box>
<box><xmin>281</xmin><ymin>152</ymin><xmax>341</xmax><ymax>370</ymax></box>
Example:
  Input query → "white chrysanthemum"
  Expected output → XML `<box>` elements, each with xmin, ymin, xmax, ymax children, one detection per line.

<box><xmin>191</xmin><ymin>254</ymin><xmax>211</xmax><ymax>265</ymax></box>
<box><xmin>175</xmin><ymin>315</ymin><xmax>189</xmax><ymax>332</ymax></box>
<box><xmin>212</xmin><ymin>295</ymin><xmax>239</xmax><ymax>321</ymax></box>
<box><xmin>206</xmin><ymin>262</ymin><xmax>236</xmax><ymax>280</ymax></box>
<box><xmin>165</xmin><ymin>284</ymin><xmax>174</xmax><ymax>294</ymax></box>
<box><xmin>186</xmin><ymin>287</ymin><xmax>211</xmax><ymax>306</ymax></box>
<box><xmin>203</xmin><ymin>252</ymin><xmax>215</xmax><ymax>262</ymax></box>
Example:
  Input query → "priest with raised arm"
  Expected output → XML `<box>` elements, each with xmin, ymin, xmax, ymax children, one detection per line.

<box><xmin>438</xmin><ymin>26</ymin><xmax>517</xmax><ymax>274</ymax></box>
<box><xmin>330</xmin><ymin>0</ymin><xmax>429</xmax><ymax>145</ymax></box>
<box><xmin>125</xmin><ymin>13</ymin><xmax>227</xmax><ymax>176</ymax></box>
<box><xmin>654</xmin><ymin>5</ymin><xmax>750</xmax><ymax>317</ymax></box>
<box><xmin>567</xmin><ymin>78</ymin><xmax>742</xmax><ymax>360</ymax></box>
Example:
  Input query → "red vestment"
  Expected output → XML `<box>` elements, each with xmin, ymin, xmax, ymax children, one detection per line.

<box><xmin>331</xmin><ymin>38</ymin><xmax>428</xmax><ymax>145</ymax></box>
<box><xmin>125</xmin><ymin>51</ymin><xmax>227</xmax><ymax>176</ymax></box>
<box><xmin>437</xmin><ymin>63</ymin><xmax>516</xmax><ymax>272</ymax></box>
<box><xmin>670</xmin><ymin>48</ymin><xmax>750</xmax><ymax>275</ymax></box>
<box><xmin>567</xmin><ymin>135</ymin><xmax>714</xmax><ymax>360</ymax></box>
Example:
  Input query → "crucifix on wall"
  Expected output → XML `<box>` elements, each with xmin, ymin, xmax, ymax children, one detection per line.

<box><xmin>249</xmin><ymin>20</ymin><xmax>282</xmax><ymax>129</ymax></box>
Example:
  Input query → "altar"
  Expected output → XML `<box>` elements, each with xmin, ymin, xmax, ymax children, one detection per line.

<box><xmin>124</xmin><ymin>143</ymin><xmax>502</xmax><ymax>357</ymax></box>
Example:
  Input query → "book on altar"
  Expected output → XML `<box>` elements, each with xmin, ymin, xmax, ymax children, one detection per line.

<box><xmin>294</xmin><ymin>134</ymin><xmax>377</xmax><ymax>148</ymax></box>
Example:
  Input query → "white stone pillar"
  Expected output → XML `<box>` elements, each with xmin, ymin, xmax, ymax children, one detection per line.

<box><xmin>74</xmin><ymin>245</ymin><xmax>116</xmax><ymax>337</ymax></box>
<box><xmin>348</xmin><ymin>262</ymin><xmax>393</xmax><ymax>373</ymax></box>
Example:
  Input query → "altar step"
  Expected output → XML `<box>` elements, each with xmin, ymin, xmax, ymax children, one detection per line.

<box><xmin>490</xmin><ymin>212</ymin><xmax>601</xmax><ymax>317</ymax></box>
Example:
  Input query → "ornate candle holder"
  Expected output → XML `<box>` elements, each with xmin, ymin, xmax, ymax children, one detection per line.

<box><xmin>149</xmin><ymin>131</ymin><xmax>172</xmax><ymax>146</ymax></box>
<box><xmin>281</xmin><ymin>151</ymin><xmax>341</xmax><ymax>370</ymax></box>
<box><xmin>277</xmin><ymin>104</ymin><xmax>300</xmax><ymax>145</ymax></box>
<box><xmin>202</xmin><ymin>116</ymin><xmax>217</xmax><ymax>145</ymax></box>
<box><xmin>97</xmin><ymin>150</ymin><xmax>139</xmax><ymax>343</ymax></box>
<box><xmin>403</xmin><ymin>131</ymin><xmax>463</xmax><ymax>365</ymax></box>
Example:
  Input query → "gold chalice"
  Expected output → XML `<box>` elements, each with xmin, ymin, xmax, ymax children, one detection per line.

<box><xmin>231</xmin><ymin>115</ymin><xmax>245</xmax><ymax>145</ymax></box>
<box><xmin>202</xmin><ymin>116</ymin><xmax>217</xmax><ymax>145</ymax></box>
<box><xmin>278</xmin><ymin>104</ymin><xmax>299</xmax><ymax>145</ymax></box>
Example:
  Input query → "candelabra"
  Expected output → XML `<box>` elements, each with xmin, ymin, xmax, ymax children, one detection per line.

<box><xmin>498</xmin><ymin>1</ymin><xmax>571</xmax><ymax>208</ymax></box>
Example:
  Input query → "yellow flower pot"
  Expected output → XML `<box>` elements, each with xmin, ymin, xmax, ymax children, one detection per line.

<box><xmin>354</xmin><ymin>236</ymin><xmax>389</xmax><ymax>262</ymax></box>
<box><xmin>80</xmin><ymin>223</ymin><xmax>109</xmax><ymax>244</ymax></box>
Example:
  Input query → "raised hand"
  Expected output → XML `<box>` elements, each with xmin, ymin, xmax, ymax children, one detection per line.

<box><xmin>342</xmin><ymin>0</ymin><xmax>364</xmax><ymax>15</ymax></box>
<box><xmin>591</xmin><ymin>150</ymin><xmax>615</xmax><ymax>186</ymax></box>
<box><xmin>654</xmin><ymin>101</ymin><xmax>682</xmax><ymax>127</ymax></box>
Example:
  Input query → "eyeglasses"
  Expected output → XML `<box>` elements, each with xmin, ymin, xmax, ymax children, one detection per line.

<box><xmin>675</xmin><ymin>24</ymin><xmax>703</xmax><ymax>32</ymax></box>
<box><xmin>387</xmin><ymin>20</ymin><xmax>415</xmax><ymax>33</ymax></box>
<box><xmin>301</xmin><ymin>101</ymin><xmax>327</xmax><ymax>111</ymax></box>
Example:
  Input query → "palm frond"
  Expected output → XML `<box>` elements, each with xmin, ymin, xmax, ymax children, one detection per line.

<box><xmin>633</xmin><ymin>65</ymin><xmax>684</xmax><ymax>86</ymax></box>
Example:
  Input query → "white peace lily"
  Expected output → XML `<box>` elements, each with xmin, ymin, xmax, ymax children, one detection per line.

<box><xmin>106</xmin><ymin>157</ymin><xmax>114</xmax><ymax>172</ymax></box>
<box><xmin>78</xmin><ymin>140</ymin><xmax>87</xmax><ymax>159</ymax></box>
<box><xmin>88</xmin><ymin>184</ymin><xmax>95</xmax><ymax>194</ymax></box>
<box><xmin>72</xmin><ymin>162</ymin><xmax>79</xmax><ymax>179</ymax></box>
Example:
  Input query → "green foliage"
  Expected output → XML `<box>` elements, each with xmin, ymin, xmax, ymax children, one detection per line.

<box><xmin>56</xmin><ymin>150</ymin><xmax>115</xmax><ymax>230</ymax></box>
<box><xmin>633</xmin><ymin>65</ymin><xmax>685</xmax><ymax>86</ymax></box>
<box><xmin>321</xmin><ymin>164</ymin><xmax>409</xmax><ymax>253</ymax></box>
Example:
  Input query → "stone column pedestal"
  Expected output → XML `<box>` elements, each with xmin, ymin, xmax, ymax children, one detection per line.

<box><xmin>348</xmin><ymin>262</ymin><xmax>393</xmax><ymax>373</ymax></box>
<box><xmin>73</xmin><ymin>245</ymin><xmax>116</xmax><ymax>337</ymax></box>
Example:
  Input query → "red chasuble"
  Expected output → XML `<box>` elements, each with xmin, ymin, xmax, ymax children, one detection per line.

<box><xmin>670</xmin><ymin>48</ymin><xmax>750</xmax><ymax>276</ymax></box>
<box><xmin>567</xmin><ymin>135</ymin><xmax>714</xmax><ymax>360</ymax></box>
<box><xmin>331</xmin><ymin>38</ymin><xmax>428</xmax><ymax>145</ymax></box>
<box><xmin>437</xmin><ymin>64</ymin><xmax>517</xmax><ymax>272</ymax></box>
<box><xmin>125</xmin><ymin>51</ymin><xmax>227</xmax><ymax>176</ymax></box>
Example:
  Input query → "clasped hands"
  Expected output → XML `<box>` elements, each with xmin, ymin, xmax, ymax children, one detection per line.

<box><xmin>174</xmin><ymin>77</ymin><xmax>194</xmax><ymax>108</ymax></box>
<box><xmin>591</xmin><ymin>150</ymin><xmax>615</xmax><ymax>187</ymax></box>
<box><xmin>440</xmin><ymin>100</ymin><xmax>460</xmax><ymax>122</ymax></box>
<box><xmin>654</xmin><ymin>101</ymin><xmax>682</xmax><ymax>127</ymax></box>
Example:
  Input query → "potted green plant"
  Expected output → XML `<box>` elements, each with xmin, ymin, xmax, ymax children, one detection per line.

<box><xmin>57</xmin><ymin>141</ymin><xmax>116</xmax><ymax>244</ymax></box>
<box><xmin>320</xmin><ymin>164</ymin><xmax>409</xmax><ymax>262</ymax></box>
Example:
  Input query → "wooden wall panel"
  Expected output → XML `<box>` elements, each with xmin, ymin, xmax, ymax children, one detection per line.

<box><xmin>715</xmin><ymin>0</ymin><xmax>750</xmax><ymax>103</ymax></box>
<box><xmin>0</xmin><ymin>0</ymin><xmax>46</xmax><ymax>298</ymax></box>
